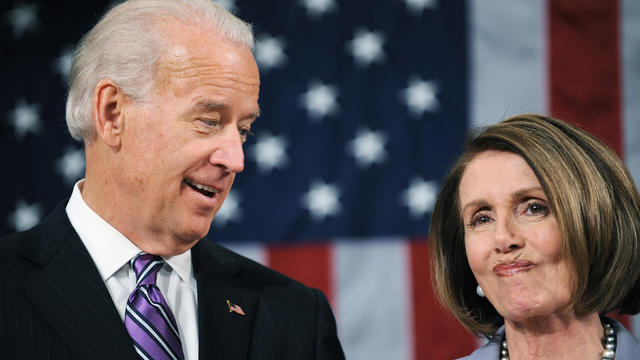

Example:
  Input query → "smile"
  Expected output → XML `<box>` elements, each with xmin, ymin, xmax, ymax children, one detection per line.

<box><xmin>493</xmin><ymin>260</ymin><xmax>536</xmax><ymax>277</ymax></box>
<box><xmin>184</xmin><ymin>179</ymin><xmax>219</xmax><ymax>198</ymax></box>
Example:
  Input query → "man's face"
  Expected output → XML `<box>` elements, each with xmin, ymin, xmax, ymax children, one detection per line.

<box><xmin>115</xmin><ymin>26</ymin><xmax>260</xmax><ymax>251</ymax></box>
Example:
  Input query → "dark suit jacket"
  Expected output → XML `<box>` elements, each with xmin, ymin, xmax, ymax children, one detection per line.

<box><xmin>0</xmin><ymin>203</ymin><xmax>345</xmax><ymax>360</ymax></box>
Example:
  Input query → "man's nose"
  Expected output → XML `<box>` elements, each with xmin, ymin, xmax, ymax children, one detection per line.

<box><xmin>209</xmin><ymin>127</ymin><xmax>245</xmax><ymax>173</ymax></box>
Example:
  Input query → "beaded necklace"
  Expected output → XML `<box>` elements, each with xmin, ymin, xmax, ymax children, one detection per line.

<box><xmin>499</xmin><ymin>318</ymin><xmax>616</xmax><ymax>360</ymax></box>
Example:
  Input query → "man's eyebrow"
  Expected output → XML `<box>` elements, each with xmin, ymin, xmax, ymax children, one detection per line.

<box><xmin>188</xmin><ymin>100</ymin><xmax>261</xmax><ymax>119</ymax></box>
<box><xmin>247</xmin><ymin>108</ymin><xmax>261</xmax><ymax>119</ymax></box>
<box><xmin>191</xmin><ymin>100</ymin><xmax>227</xmax><ymax>113</ymax></box>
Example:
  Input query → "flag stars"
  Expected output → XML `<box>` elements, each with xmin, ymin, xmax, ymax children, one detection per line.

<box><xmin>255</xmin><ymin>34</ymin><xmax>287</xmax><ymax>72</ymax></box>
<box><xmin>250</xmin><ymin>132</ymin><xmax>289</xmax><ymax>173</ymax></box>
<box><xmin>401</xmin><ymin>76</ymin><xmax>440</xmax><ymax>117</ymax></box>
<box><xmin>403</xmin><ymin>0</ymin><xmax>437</xmax><ymax>16</ymax></box>
<box><xmin>6</xmin><ymin>2</ymin><xmax>39</xmax><ymax>38</ymax></box>
<box><xmin>299</xmin><ymin>0</ymin><xmax>337</xmax><ymax>18</ymax></box>
<box><xmin>301</xmin><ymin>180</ymin><xmax>341</xmax><ymax>221</ymax></box>
<box><xmin>8</xmin><ymin>99</ymin><xmax>41</xmax><ymax>139</ymax></box>
<box><xmin>400</xmin><ymin>177</ymin><xmax>438</xmax><ymax>219</ymax></box>
<box><xmin>53</xmin><ymin>48</ymin><xmax>74</xmax><ymax>82</ymax></box>
<box><xmin>347</xmin><ymin>28</ymin><xmax>386</xmax><ymax>67</ymax></box>
<box><xmin>347</xmin><ymin>128</ymin><xmax>388</xmax><ymax>167</ymax></box>
<box><xmin>8</xmin><ymin>199</ymin><xmax>42</xmax><ymax>232</ymax></box>
<box><xmin>299</xmin><ymin>81</ymin><xmax>339</xmax><ymax>121</ymax></box>
<box><xmin>214</xmin><ymin>190</ymin><xmax>242</xmax><ymax>226</ymax></box>
<box><xmin>56</xmin><ymin>146</ymin><xmax>86</xmax><ymax>184</ymax></box>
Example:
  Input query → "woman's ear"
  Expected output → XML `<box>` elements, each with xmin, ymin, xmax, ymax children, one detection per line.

<box><xmin>92</xmin><ymin>78</ymin><xmax>126</xmax><ymax>149</ymax></box>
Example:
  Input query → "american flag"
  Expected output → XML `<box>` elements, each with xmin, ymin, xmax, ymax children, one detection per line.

<box><xmin>2</xmin><ymin>0</ymin><xmax>639</xmax><ymax>359</ymax></box>
<box><xmin>226</xmin><ymin>300</ymin><xmax>246</xmax><ymax>316</ymax></box>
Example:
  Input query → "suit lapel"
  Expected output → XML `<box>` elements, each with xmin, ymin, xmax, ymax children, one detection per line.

<box><xmin>193</xmin><ymin>240</ymin><xmax>258</xmax><ymax>360</ymax></box>
<box><xmin>17</xmin><ymin>204</ymin><xmax>138</xmax><ymax>360</ymax></box>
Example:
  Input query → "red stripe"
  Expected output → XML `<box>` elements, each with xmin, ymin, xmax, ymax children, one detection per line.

<box><xmin>549</xmin><ymin>0</ymin><xmax>622</xmax><ymax>156</ymax></box>
<box><xmin>550</xmin><ymin>0</ymin><xmax>630</xmax><ymax>329</ymax></box>
<box><xmin>410</xmin><ymin>238</ymin><xmax>477</xmax><ymax>360</ymax></box>
<box><xmin>266</xmin><ymin>242</ymin><xmax>333</xmax><ymax>305</ymax></box>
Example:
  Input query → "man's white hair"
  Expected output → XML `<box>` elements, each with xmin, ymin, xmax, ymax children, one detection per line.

<box><xmin>65</xmin><ymin>0</ymin><xmax>254</xmax><ymax>142</ymax></box>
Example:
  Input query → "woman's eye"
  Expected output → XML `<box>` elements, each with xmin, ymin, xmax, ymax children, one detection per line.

<box><xmin>468</xmin><ymin>214</ymin><xmax>491</xmax><ymax>228</ymax></box>
<box><xmin>476</xmin><ymin>215</ymin><xmax>490</xmax><ymax>224</ymax></box>
<box><xmin>524</xmin><ymin>202</ymin><xmax>549</xmax><ymax>216</ymax></box>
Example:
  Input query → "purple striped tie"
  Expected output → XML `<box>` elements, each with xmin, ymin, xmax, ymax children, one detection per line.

<box><xmin>124</xmin><ymin>254</ymin><xmax>185</xmax><ymax>360</ymax></box>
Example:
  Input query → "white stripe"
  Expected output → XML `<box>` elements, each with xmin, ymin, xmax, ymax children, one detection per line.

<box><xmin>220</xmin><ymin>242</ymin><xmax>267</xmax><ymax>265</ymax></box>
<box><xmin>622</xmin><ymin>0</ymin><xmax>640</xmax><ymax>183</ymax></box>
<box><xmin>139</xmin><ymin>286</ymin><xmax>181</xmax><ymax>338</ymax></box>
<box><xmin>134</xmin><ymin>345</ymin><xmax>152</xmax><ymax>360</ymax></box>
<box><xmin>126</xmin><ymin>305</ymin><xmax>178</xmax><ymax>360</ymax></box>
<box><xmin>469</xmin><ymin>0</ymin><xmax>547</xmax><ymax>127</ymax></box>
<box><xmin>137</xmin><ymin>260</ymin><xmax>163</xmax><ymax>286</ymax></box>
<box><xmin>621</xmin><ymin>0</ymin><xmax>640</xmax><ymax>336</ymax></box>
<box><xmin>334</xmin><ymin>238</ymin><xmax>412</xmax><ymax>360</ymax></box>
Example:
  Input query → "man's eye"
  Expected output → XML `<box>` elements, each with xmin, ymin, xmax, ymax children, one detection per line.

<box><xmin>239</xmin><ymin>128</ymin><xmax>254</xmax><ymax>140</ymax></box>
<box><xmin>198</xmin><ymin>119</ymin><xmax>218</xmax><ymax>127</ymax></box>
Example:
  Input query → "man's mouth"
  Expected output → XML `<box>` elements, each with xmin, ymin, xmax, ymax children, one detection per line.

<box><xmin>184</xmin><ymin>179</ymin><xmax>218</xmax><ymax>198</ymax></box>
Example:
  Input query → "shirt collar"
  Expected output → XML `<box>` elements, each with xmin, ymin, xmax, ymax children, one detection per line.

<box><xmin>164</xmin><ymin>251</ymin><xmax>194</xmax><ymax>290</ymax></box>
<box><xmin>65</xmin><ymin>179</ymin><xmax>194</xmax><ymax>289</ymax></box>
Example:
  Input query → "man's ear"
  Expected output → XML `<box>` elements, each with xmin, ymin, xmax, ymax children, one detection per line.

<box><xmin>92</xmin><ymin>78</ymin><xmax>126</xmax><ymax>149</ymax></box>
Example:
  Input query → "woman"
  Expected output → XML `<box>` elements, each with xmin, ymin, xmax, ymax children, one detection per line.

<box><xmin>429</xmin><ymin>114</ymin><xmax>640</xmax><ymax>359</ymax></box>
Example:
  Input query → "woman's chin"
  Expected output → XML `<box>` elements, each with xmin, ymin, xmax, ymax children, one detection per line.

<box><xmin>495</xmin><ymin>298</ymin><xmax>545</xmax><ymax>322</ymax></box>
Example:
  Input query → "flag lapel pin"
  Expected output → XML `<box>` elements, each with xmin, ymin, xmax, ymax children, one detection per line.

<box><xmin>226</xmin><ymin>299</ymin><xmax>246</xmax><ymax>316</ymax></box>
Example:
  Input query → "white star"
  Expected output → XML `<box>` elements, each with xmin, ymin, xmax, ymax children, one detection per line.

<box><xmin>214</xmin><ymin>190</ymin><xmax>242</xmax><ymax>226</ymax></box>
<box><xmin>301</xmin><ymin>180</ymin><xmax>341</xmax><ymax>221</ymax></box>
<box><xmin>8</xmin><ymin>99</ymin><xmax>41</xmax><ymax>139</ymax></box>
<box><xmin>56</xmin><ymin>146</ymin><xmax>85</xmax><ymax>184</ymax></box>
<box><xmin>346</xmin><ymin>28</ymin><xmax>386</xmax><ymax>67</ymax></box>
<box><xmin>347</xmin><ymin>127</ymin><xmax>388</xmax><ymax>167</ymax></box>
<box><xmin>401</xmin><ymin>76</ymin><xmax>440</xmax><ymax>117</ymax></box>
<box><xmin>8</xmin><ymin>199</ymin><xmax>42</xmax><ymax>232</ymax></box>
<box><xmin>53</xmin><ymin>48</ymin><xmax>73</xmax><ymax>83</ymax></box>
<box><xmin>403</xmin><ymin>0</ymin><xmax>437</xmax><ymax>16</ymax></box>
<box><xmin>213</xmin><ymin>0</ymin><xmax>238</xmax><ymax>13</ymax></box>
<box><xmin>6</xmin><ymin>3</ymin><xmax>38</xmax><ymax>38</ymax></box>
<box><xmin>250</xmin><ymin>132</ymin><xmax>289</xmax><ymax>173</ymax></box>
<box><xmin>255</xmin><ymin>34</ymin><xmax>287</xmax><ymax>72</ymax></box>
<box><xmin>400</xmin><ymin>177</ymin><xmax>438</xmax><ymax>219</ymax></box>
<box><xmin>299</xmin><ymin>81</ymin><xmax>339</xmax><ymax>121</ymax></box>
<box><xmin>299</xmin><ymin>0</ymin><xmax>337</xmax><ymax>18</ymax></box>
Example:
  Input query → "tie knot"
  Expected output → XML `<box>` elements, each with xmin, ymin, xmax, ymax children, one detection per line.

<box><xmin>131</xmin><ymin>253</ymin><xmax>163</xmax><ymax>286</ymax></box>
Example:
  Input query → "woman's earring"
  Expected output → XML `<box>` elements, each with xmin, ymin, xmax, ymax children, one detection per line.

<box><xmin>476</xmin><ymin>285</ymin><xmax>485</xmax><ymax>297</ymax></box>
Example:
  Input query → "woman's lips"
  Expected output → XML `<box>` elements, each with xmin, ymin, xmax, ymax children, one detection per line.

<box><xmin>493</xmin><ymin>260</ymin><xmax>536</xmax><ymax>277</ymax></box>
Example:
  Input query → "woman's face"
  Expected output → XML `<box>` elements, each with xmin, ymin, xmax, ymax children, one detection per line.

<box><xmin>459</xmin><ymin>150</ymin><xmax>574</xmax><ymax>322</ymax></box>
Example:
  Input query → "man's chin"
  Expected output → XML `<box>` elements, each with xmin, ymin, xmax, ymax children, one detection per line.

<box><xmin>171</xmin><ymin>205</ymin><xmax>218</xmax><ymax>244</ymax></box>
<box><xmin>179</xmin><ymin>226</ymin><xmax>212</xmax><ymax>243</ymax></box>
<box><xmin>172</xmin><ymin>218</ymin><xmax>214</xmax><ymax>244</ymax></box>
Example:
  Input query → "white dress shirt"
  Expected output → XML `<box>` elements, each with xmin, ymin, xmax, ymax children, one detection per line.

<box><xmin>65</xmin><ymin>180</ymin><xmax>199</xmax><ymax>360</ymax></box>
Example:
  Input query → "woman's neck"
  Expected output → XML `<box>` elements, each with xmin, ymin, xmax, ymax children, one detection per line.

<box><xmin>503</xmin><ymin>312</ymin><xmax>604</xmax><ymax>360</ymax></box>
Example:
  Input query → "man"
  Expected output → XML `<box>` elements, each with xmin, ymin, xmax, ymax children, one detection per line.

<box><xmin>0</xmin><ymin>1</ymin><xmax>345</xmax><ymax>359</ymax></box>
